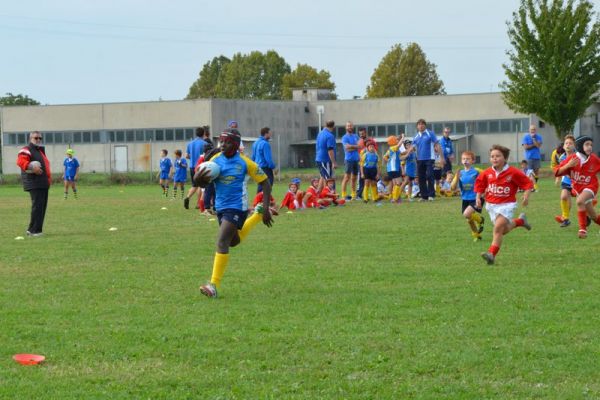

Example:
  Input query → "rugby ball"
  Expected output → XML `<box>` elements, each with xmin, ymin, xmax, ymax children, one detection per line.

<box><xmin>198</xmin><ymin>161</ymin><xmax>221</xmax><ymax>182</ymax></box>
<box><xmin>27</xmin><ymin>160</ymin><xmax>42</xmax><ymax>173</ymax></box>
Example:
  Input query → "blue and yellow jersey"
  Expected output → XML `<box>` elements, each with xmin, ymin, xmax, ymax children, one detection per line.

<box><xmin>385</xmin><ymin>146</ymin><xmax>401</xmax><ymax>173</ymax></box>
<box><xmin>362</xmin><ymin>151</ymin><xmax>379</xmax><ymax>169</ymax></box>
<box><xmin>63</xmin><ymin>157</ymin><xmax>79</xmax><ymax>178</ymax></box>
<box><xmin>454</xmin><ymin>167</ymin><xmax>481</xmax><ymax>201</ymax></box>
<box><xmin>173</xmin><ymin>158</ymin><xmax>188</xmax><ymax>182</ymax></box>
<box><xmin>559</xmin><ymin>152</ymin><xmax>572</xmax><ymax>186</ymax></box>
<box><xmin>210</xmin><ymin>152</ymin><xmax>267</xmax><ymax>211</ymax></box>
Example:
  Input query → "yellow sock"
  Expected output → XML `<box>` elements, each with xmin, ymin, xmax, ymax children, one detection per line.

<box><xmin>436</xmin><ymin>185</ymin><xmax>441</xmax><ymax>196</ymax></box>
<box><xmin>534</xmin><ymin>183</ymin><xmax>539</xmax><ymax>190</ymax></box>
<box><xmin>239</xmin><ymin>211</ymin><xmax>262</xmax><ymax>241</ymax></box>
<box><xmin>371</xmin><ymin>186</ymin><xmax>378</xmax><ymax>201</ymax></box>
<box><xmin>210</xmin><ymin>252</ymin><xmax>230</xmax><ymax>288</ymax></box>
<box><xmin>351</xmin><ymin>190</ymin><xmax>356</xmax><ymax>199</ymax></box>
<box><xmin>341</xmin><ymin>190</ymin><xmax>347</xmax><ymax>198</ymax></box>
<box><xmin>470</xmin><ymin>213</ymin><xmax>482</xmax><ymax>224</ymax></box>
<box><xmin>560</xmin><ymin>199</ymin><xmax>570</xmax><ymax>219</ymax></box>
<box><xmin>392</xmin><ymin>186</ymin><xmax>400</xmax><ymax>201</ymax></box>
<box><xmin>362</xmin><ymin>186</ymin><xmax>369</xmax><ymax>200</ymax></box>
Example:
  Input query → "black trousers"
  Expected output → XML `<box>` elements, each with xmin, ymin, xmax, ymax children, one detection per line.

<box><xmin>28</xmin><ymin>188</ymin><xmax>49</xmax><ymax>234</ymax></box>
<box><xmin>257</xmin><ymin>168</ymin><xmax>274</xmax><ymax>193</ymax></box>
<box><xmin>417</xmin><ymin>160</ymin><xmax>435</xmax><ymax>199</ymax></box>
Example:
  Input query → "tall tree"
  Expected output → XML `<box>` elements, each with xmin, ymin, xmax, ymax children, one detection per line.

<box><xmin>187</xmin><ymin>50</ymin><xmax>290</xmax><ymax>100</ymax></box>
<box><xmin>366</xmin><ymin>43</ymin><xmax>445</xmax><ymax>98</ymax></box>
<box><xmin>0</xmin><ymin>93</ymin><xmax>40</xmax><ymax>106</ymax></box>
<box><xmin>502</xmin><ymin>0</ymin><xmax>600</xmax><ymax>137</ymax></box>
<box><xmin>186</xmin><ymin>56</ymin><xmax>231</xmax><ymax>99</ymax></box>
<box><xmin>281</xmin><ymin>63</ymin><xmax>337</xmax><ymax>99</ymax></box>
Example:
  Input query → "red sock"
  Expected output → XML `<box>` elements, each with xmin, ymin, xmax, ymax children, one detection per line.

<box><xmin>577</xmin><ymin>210</ymin><xmax>588</xmax><ymax>230</ymax></box>
<box><xmin>198</xmin><ymin>198</ymin><xmax>205</xmax><ymax>212</ymax></box>
<box><xmin>488</xmin><ymin>244</ymin><xmax>500</xmax><ymax>256</ymax></box>
<box><xmin>595</xmin><ymin>215</ymin><xmax>600</xmax><ymax>225</ymax></box>
<box><xmin>513</xmin><ymin>217</ymin><xmax>524</xmax><ymax>227</ymax></box>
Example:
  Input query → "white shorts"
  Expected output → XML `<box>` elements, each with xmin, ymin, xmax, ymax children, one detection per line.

<box><xmin>486</xmin><ymin>202</ymin><xmax>518</xmax><ymax>223</ymax></box>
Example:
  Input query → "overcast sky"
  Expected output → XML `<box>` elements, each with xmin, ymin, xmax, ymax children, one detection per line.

<box><xmin>1</xmin><ymin>0</ymin><xmax>598</xmax><ymax>105</ymax></box>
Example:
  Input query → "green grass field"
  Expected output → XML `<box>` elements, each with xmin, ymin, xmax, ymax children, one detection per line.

<box><xmin>1</xmin><ymin>180</ymin><xmax>599</xmax><ymax>399</ymax></box>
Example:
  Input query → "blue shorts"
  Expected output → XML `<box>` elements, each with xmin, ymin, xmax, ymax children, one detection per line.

<box><xmin>160</xmin><ymin>171</ymin><xmax>170</xmax><ymax>180</ymax></box>
<box><xmin>217</xmin><ymin>209</ymin><xmax>248</xmax><ymax>230</ymax></box>
<box><xmin>462</xmin><ymin>199</ymin><xmax>483</xmax><ymax>213</ymax></box>
<box><xmin>317</xmin><ymin>161</ymin><xmax>334</xmax><ymax>179</ymax></box>
<box><xmin>173</xmin><ymin>178</ymin><xmax>186</xmax><ymax>183</ymax></box>
<box><xmin>560</xmin><ymin>182</ymin><xmax>572</xmax><ymax>191</ymax></box>
<box><xmin>64</xmin><ymin>176</ymin><xmax>76</xmax><ymax>182</ymax></box>
<box><xmin>387</xmin><ymin>171</ymin><xmax>402</xmax><ymax>179</ymax></box>
<box><xmin>344</xmin><ymin>160</ymin><xmax>359</xmax><ymax>175</ymax></box>
<box><xmin>363</xmin><ymin>167</ymin><xmax>378</xmax><ymax>180</ymax></box>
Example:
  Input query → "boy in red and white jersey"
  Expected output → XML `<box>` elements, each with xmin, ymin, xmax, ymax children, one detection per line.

<box><xmin>475</xmin><ymin>145</ymin><xmax>533</xmax><ymax>265</ymax></box>
<box><xmin>554</xmin><ymin>135</ymin><xmax>600</xmax><ymax>238</ymax></box>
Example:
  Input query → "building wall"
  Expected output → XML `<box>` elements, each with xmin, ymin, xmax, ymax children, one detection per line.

<box><xmin>3</xmin><ymin>94</ymin><xmax>599</xmax><ymax>175</ymax></box>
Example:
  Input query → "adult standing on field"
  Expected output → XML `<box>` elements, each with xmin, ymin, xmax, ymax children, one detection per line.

<box><xmin>252</xmin><ymin>127</ymin><xmax>276</xmax><ymax>193</ymax></box>
<box><xmin>315</xmin><ymin>120</ymin><xmax>337</xmax><ymax>192</ymax></box>
<box><xmin>341</xmin><ymin>121</ymin><xmax>360</xmax><ymax>200</ymax></box>
<box><xmin>522</xmin><ymin>124</ymin><xmax>543</xmax><ymax>189</ymax></box>
<box><xmin>413</xmin><ymin>118</ymin><xmax>443</xmax><ymax>201</ymax></box>
<box><xmin>183</xmin><ymin>127</ymin><xmax>207</xmax><ymax>209</ymax></box>
<box><xmin>16</xmin><ymin>131</ymin><xmax>52</xmax><ymax>237</ymax></box>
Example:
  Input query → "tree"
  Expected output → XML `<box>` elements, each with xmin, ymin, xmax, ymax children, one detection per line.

<box><xmin>366</xmin><ymin>43</ymin><xmax>445</xmax><ymax>98</ymax></box>
<box><xmin>0</xmin><ymin>93</ymin><xmax>40</xmax><ymax>106</ymax></box>
<box><xmin>281</xmin><ymin>63</ymin><xmax>337</xmax><ymax>99</ymax></box>
<box><xmin>186</xmin><ymin>50</ymin><xmax>291</xmax><ymax>100</ymax></box>
<box><xmin>501</xmin><ymin>0</ymin><xmax>600</xmax><ymax>138</ymax></box>
<box><xmin>186</xmin><ymin>56</ymin><xmax>231</xmax><ymax>99</ymax></box>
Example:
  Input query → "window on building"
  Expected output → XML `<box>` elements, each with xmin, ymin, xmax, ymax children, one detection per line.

<box><xmin>336</xmin><ymin>126</ymin><xmax>345</xmax><ymax>138</ymax></box>
<box><xmin>135</xmin><ymin>130</ymin><xmax>144</xmax><ymax>141</ymax></box>
<box><xmin>73</xmin><ymin>132</ymin><xmax>82</xmax><ymax>143</ymax></box>
<box><xmin>477</xmin><ymin>121</ymin><xmax>489</xmax><ymax>133</ymax></box>
<box><xmin>82</xmin><ymin>131</ymin><xmax>91</xmax><ymax>143</ymax></box>
<box><xmin>308</xmin><ymin>126</ymin><xmax>319</xmax><ymax>140</ymax></box>
<box><xmin>512</xmin><ymin>119</ymin><xmax>523</xmax><ymax>132</ymax></box>
<box><xmin>126</xmin><ymin>130</ymin><xmax>134</xmax><ymax>142</ymax></box>
<box><xmin>489</xmin><ymin>120</ymin><xmax>499</xmax><ymax>132</ymax></box>
<box><xmin>18</xmin><ymin>133</ymin><xmax>27</xmax><ymax>144</ymax></box>
<box><xmin>376</xmin><ymin>125</ymin><xmax>386</xmax><ymax>137</ymax></box>
<box><xmin>175</xmin><ymin>129</ymin><xmax>184</xmax><ymax>141</ymax></box>
<box><xmin>155</xmin><ymin>129</ymin><xmax>164</xmax><ymax>141</ymax></box>
<box><xmin>443</xmin><ymin>122</ymin><xmax>455</xmax><ymax>133</ymax></box>
<box><xmin>500</xmin><ymin>120</ymin><xmax>511</xmax><ymax>132</ymax></box>
<box><xmin>144</xmin><ymin>129</ymin><xmax>154</xmax><ymax>141</ymax></box>
<box><xmin>432</xmin><ymin>123</ymin><xmax>444</xmax><ymax>134</ymax></box>
<box><xmin>116</xmin><ymin>131</ymin><xmax>125</xmax><ymax>142</ymax></box>
<box><xmin>387</xmin><ymin>125</ymin><xmax>397</xmax><ymax>135</ymax></box>
<box><xmin>398</xmin><ymin>124</ymin><xmax>406</xmax><ymax>135</ymax></box>
<box><xmin>455</xmin><ymin>122</ymin><xmax>466</xmax><ymax>134</ymax></box>
<box><xmin>367</xmin><ymin>126</ymin><xmax>376</xmax><ymax>137</ymax></box>
<box><xmin>54</xmin><ymin>132</ymin><xmax>64</xmax><ymax>143</ymax></box>
<box><xmin>185</xmin><ymin>128</ymin><xmax>194</xmax><ymax>140</ymax></box>
<box><xmin>92</xmin><ymin>131</ymin><xmax>101</xmax><ymax>143</ymax></box>
<box><xmin>165</xmin><ymin>129</ymin><xmax>174</xmax><ymax>141</ymax></box>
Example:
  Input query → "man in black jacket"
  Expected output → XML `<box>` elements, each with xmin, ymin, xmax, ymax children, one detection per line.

<box><xmin>16</xmin><ymin>131</ymin><xmax>52</xmax><ymax>237</ymax></box>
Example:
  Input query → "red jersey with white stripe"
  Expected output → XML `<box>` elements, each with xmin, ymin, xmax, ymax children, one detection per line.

<box><xmin>555</xmin><ymin>153</ymin><xmax>600</xmax><ymax>195</ymax></box>
<box><xmin>474</xmin><ymin>165</ymin><xmax>533</xmax><ymax>204</ymax></box>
